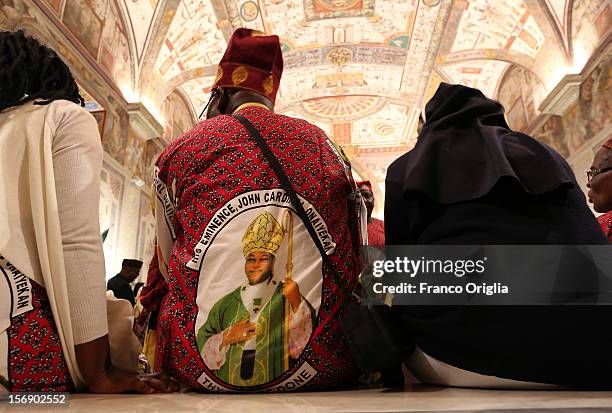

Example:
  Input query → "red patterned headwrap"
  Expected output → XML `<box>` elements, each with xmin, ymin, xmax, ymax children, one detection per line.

<box><xmin>212</xmin><ymin>28</ymin><xmax>283</xmax><ymax>104</ymax></box>
<box><xmin>603</xmin><ymin>138</ymin><xmax>612</xmax><ymax>151</ymax></box>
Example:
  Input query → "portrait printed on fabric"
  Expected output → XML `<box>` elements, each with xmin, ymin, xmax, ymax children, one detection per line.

<box><xmin>191</xmin><ymin>190</ymin><xmax>333</xmax><ymax>388</ymax></box>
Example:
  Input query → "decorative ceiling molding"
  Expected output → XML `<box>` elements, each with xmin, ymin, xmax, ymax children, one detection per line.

<box><xmin>174</xmin><ymin>86</ymin><xmax>199</xmax><ymax>127</ymax></box>
<box><xmin>412</xmin><ymin>0</ymin><xmax>454</xmax><ymax>110</ymax></box>
<box><xmin>127</xmin><ymin>102</ymin><xmax>165</xmax><ymax>140</ymax></box>
<box><xmin>116</xmin><ymin>0</ymin><xmax>139</xmax><ymax>87</ymax></box>
<box><xmin>438</xmin><ymin>48</ymin><xmax>537</xmax><ymax>70</ymax></box>
<box><xmin>160</xmin><ymin>65</ymin><xmax>218</xmax><ymax>102</ymax></box>
<box><xmin>538</xmin><ymin>73</ymin><xmax>582</xmax><ymax>115</ymax></box>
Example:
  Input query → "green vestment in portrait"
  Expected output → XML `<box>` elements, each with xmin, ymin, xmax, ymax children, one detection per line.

<box><xmin>196</xmin><ymin>283</ymin><xmax>286</xmax><ymax>386</ymax></box>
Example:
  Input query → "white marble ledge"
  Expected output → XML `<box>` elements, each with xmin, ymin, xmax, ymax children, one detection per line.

<box><xmin>2</xmin><ymin>387</ymin><xmax>612</xmax><ymax>413</ymax></box>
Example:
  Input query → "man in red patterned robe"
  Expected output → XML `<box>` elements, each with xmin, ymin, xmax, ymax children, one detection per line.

<box><xmin>153</xmin><ymin>28</ymin><xmax>364</xmax><ymax>392</ymax></box>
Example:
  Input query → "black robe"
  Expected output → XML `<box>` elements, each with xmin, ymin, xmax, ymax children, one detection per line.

<box><xmin>385</xmin><ymin>83</ymin><xmax>611</xmax><ymax>388</ymax></box>
<box><xmin>107</xmin><ymin>275</ymin><xmax>135</xmax><ymax>306</ymax></box>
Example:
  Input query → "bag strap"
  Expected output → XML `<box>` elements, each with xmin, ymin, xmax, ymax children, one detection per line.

<box><xmin>234</xmin><ymin>113</ymin><xmax>358</xmax><ymax>301</ymax></box>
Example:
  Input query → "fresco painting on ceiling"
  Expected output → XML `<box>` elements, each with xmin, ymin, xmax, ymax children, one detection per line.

<box><xmin>532</xmin><ymin>53</ymin><xmax>611</xmax><ymax>159</ymax></box>
<box><xmin>125</xmin><ymin>131</ymin><xmax>146</xmax><ymax>180</ymax></box>
<box><xmin>304</xmin><ymin>0</ymin><xmax>374</xmax><ymax>21</ymax></box>
<box><xmin>506</xmin><ymin>96</ymin><xmax>528</xmax><ymax>131</ymax></box>
<box><xmin>451</xmin><ymin>0</ymin><xmax>544</xmax><ymax>57</ymax></box>
<box><xmin>353</xmin><ymin>103</ymin><xmax>409</xmax><ymax>148</ymax></box>
<box><xmin>102</xmin><ymin>110</ymin><xmax>129</xmax><ymax>166</ymax></box>
<box><xmin>90</xmin><ymin>110</ymin><xmax>107</xmax><ymax>137</ymax></box>
<box><xmin>398</xmin><ymin>1</ymin><xmax>444</xmax><ymax>100</ymax></box>
<box><xmin>43</xmin><ymin>0</ymin><xmax>63</xmax><ymax>15</ymax></box>
<box><xmin>124</xmin><ymin>0</ymin><xmax>156</xmax><ymax>56</ymax></box>
<box><xmin>301</xmin><ymin>95</ymin><xmax>384</xmax><ymax>122</ymax></box>
<box><xmin>99</xmin><ymin>162</ymin><xmax>125</xmax><ymax>279</ymax></box>
<box><xmin>161</xmin><ymin>91</ymin><xmax>195</xmax><ymax>142</ymax></box>
<box><xmin>240</xmin><ymin>0</ymin><xmax>260</xmax><ymax>21</ymax></box>
<box><xmin>179</xmin><ymin>76</ymin><xmax>215</xmax><ymax>118</ymax></box>
<box><xmin>545</xmin><ymin>0</ymin><xmax>568</xmax><ymax>30</ymax></box>
<box><xmin>497</xmin><ymin>65</ymin><xmax>546</xmax><ymax>132</ymax></box>
<box><xmin>99</xmin><ymin>15</ymin><xmax>130</xmax><ymax>86</ymax></box>
<box><xmin>387</xmin><ymin>34</ymin><xmax>410</xmax><ymax>48</ymax></box>
<box><xmin>438</xmin><ymin>60</ymin><xmax>509</xmax><ymax>98</ymax></box>
<box><xmin>79</xmin><ymin>86</ymin><xmax>107</xmax><ymax>137</ymax></box>
<box><xmin>265</xmin><ymin>0</ymin><xmax>412</xmax><ymax>48</ymax></box>
<box><xmin>154</xmin><ymin>0</ymin><xmax>224</xmax><ymax>81</ymax></box>
<box><xmin>532</xmin><ymin>116</ymin><xmax>569</xmax><ymax>158</ymax></box>
<box><xmin>572</xmin><ymin>0</ymin><xmax>611</xmax><ymax>51</ymax></box>
<box><xmin>284</xmin><ymin>45</ymin><xmax>407</xmax><ymax>69</ymax></box>
<box><xmin>313</xmin><ymin>72</ymin><xmax>365</xmax><ymax>89</ymax></box>
<box><xmin>62</xmin><ymin>0</ymin><xmax>103</xmax><ymax>58</ymax></box>
<box><xmin>579</xmin><ymin>54</ymin><xmax>611</xmax><ymax>140</ymax></box>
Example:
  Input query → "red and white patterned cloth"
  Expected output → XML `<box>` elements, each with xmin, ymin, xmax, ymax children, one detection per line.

<box><xmin>597</xmin><ymin>211</ymin><xmax>612</xmax><ymax>242</ymax></box>
<box><xmin>153</xmin><ymin>106</ymin><xmax>363</xmax><ymax>392</ymax></box>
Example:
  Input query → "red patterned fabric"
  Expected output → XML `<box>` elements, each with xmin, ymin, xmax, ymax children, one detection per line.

<box><xmin>7</xmin><ymin>281</ymin><xmax>72</xmax><ymax>392</ymax></box>
<box><xmin>154</xmin><ymin>106</ymin><xmax>362</xmax><ymax>391</ymax></box>
<box><xmin>139</xmin><ymin>252</ymin><xmax>167</xmax><ymax>311</ymax></box>
<box><xmin>597</xmin><ymin>211</ymin><xmax>612</xmax><ymax>242</ymax></box>
<box><xmin>367</xmin><ymin>218</ymin><xmax>385</xmax><ymax>248</ymax></box>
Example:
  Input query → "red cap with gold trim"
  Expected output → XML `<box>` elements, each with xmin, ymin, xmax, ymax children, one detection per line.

<box><xmin>603</xmin><ymin>138</ymin><xmax>612</xmax><ymax>151</ymax></box>
<box><xmin>212</xmin><ymin>28</ymin><xmax>283</xmax><ymax>104</ymax></box>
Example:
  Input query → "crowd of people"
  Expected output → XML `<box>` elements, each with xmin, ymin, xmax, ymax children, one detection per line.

<box><xmin>0</xmin><ymin>27</ymin><xmax>610</xmax><ymax>394</ymax></box>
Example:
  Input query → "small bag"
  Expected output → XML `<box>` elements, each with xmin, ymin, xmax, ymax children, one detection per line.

<box><xmin>234</xmin><ymin>114</ymin><xmax>413</xmax><ymax>375</ymax></box>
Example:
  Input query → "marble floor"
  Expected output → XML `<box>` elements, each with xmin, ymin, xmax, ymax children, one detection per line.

<box><xmin>4</xmin><ymin>387</ymin><xmax>612</xmax><ymax>413</ymax></box>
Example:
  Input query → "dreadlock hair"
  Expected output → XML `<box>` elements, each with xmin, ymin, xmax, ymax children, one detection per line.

<box><xmin>0</xmin><ymin>29</ymin><xmax>84</xmax><ymax>112</ymax></box>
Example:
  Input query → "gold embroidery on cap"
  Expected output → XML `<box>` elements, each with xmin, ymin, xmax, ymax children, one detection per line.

<box><xmin>262</xmin><ymin>75</ymin><xmax>274</xmax><ymax>95</ymax></box>
<box><xmin>232</xmin><ymin>66</ymin><xmax>248</xmax><ymax>86</ymax></box>
<box><xmin>249</xmin><ymin>29</ymin><xmax>267</xmax><ymax>37</ymax></box>
<box><xmin>214</xmin><ymin>67</ymin><xmax>223</xmax><ymax>84</ymax></box>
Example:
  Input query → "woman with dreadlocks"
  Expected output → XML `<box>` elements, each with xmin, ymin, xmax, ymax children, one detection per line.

<box><xmin>0</xmin><ymin>30</ymin><xmax>177</xmax><ymax>393</ymax></box>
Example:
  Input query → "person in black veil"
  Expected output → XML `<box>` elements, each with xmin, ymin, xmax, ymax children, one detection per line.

<box><xmin>385</xmin><ymin>83</ymin><xmax>611</xmax><ymax>389</ymax></box>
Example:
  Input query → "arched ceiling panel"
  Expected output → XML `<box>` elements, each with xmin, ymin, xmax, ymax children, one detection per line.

<box><xmin>438</xmin><ymin>59</ymin><xmax>511</xmax><ymax>98</ymax></box>
<box><xmin>450</xmin><ymin>0</ymin><xmax>545</xmax><ymax>57</ymax></box>
<box><xmin>154</xmin><ymin>0</ymin><xmax>226</xmax><ymax>80</ymax></box>
<box><xmin>123</xmin><ymin>0</ymin><xmax>157</xmax><ymax>58</ymax></box>
<box><xmin>545</xmin><ymin>0</ymin><xmax>569</xmax><ymax>32</ymax></box>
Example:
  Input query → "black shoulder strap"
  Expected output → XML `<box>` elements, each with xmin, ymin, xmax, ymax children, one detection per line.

<box><xmin>234</xmin><ymin>113</ymin><xmax>356</xmax><ymax>300</ymax></box>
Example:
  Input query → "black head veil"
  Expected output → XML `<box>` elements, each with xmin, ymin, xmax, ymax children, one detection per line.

<box><xmin>387</xmin><ymin>83</ymin><xmax>574</xmax><ymax>204</ymax></box>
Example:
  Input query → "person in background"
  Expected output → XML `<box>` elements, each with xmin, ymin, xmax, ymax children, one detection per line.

<box><xmin>107</xmin><ymin>259</ymin><xmax>142</xmax><ymax>306</ymax></box>
<box><xmin>357</xmin><ymin>180</ymin><xmax>385</xmax><ymax>248</ymax></box>
<box><xmin>0</xmin><ymin>30</ymin><xmax>175</xmax><ymax>393</ymax></box>
<box><xmin>587</xmin><ymin>138</ymin><xmax>612</xmax><ymax>242</ymax></box>
<box><xmin>385</xmin><ymin>83</ymin><xmax>611</xmax><ymax>389</ymax></box>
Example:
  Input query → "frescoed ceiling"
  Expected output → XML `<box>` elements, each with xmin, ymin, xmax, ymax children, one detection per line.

<box><xmin>17</xmin><ymin>0</ymin><xmax>611</xmax><ymax>215</ymax></box>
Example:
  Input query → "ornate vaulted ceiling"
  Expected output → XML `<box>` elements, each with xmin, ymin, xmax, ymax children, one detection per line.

<box><xmin>3</xmin><ymin>0</ymin><xmax>610</xmax><ymax>212</ymax></box>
